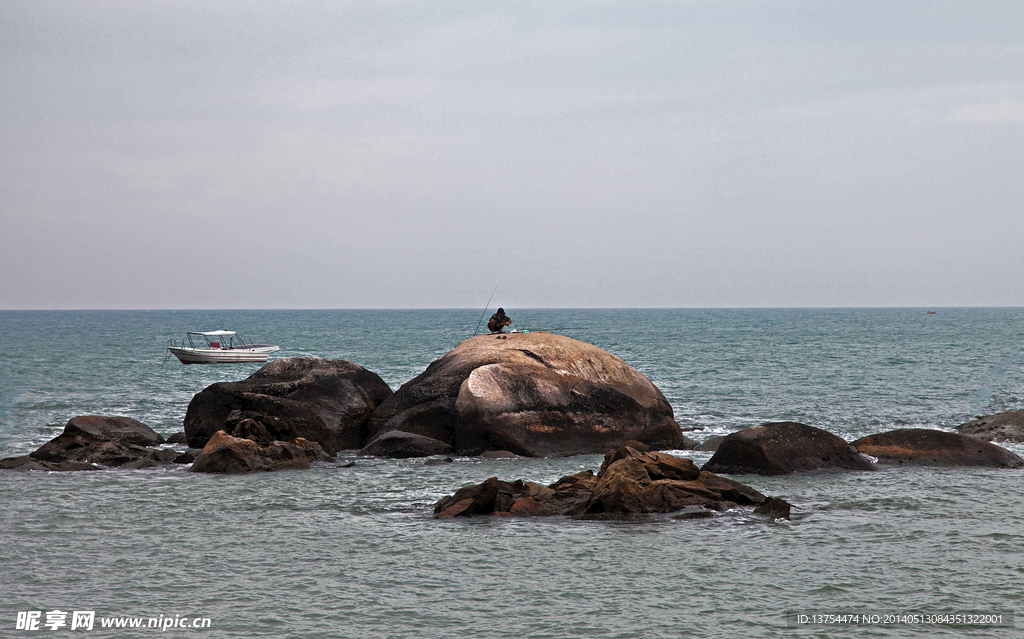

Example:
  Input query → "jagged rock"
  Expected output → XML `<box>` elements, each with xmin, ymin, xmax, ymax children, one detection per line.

<box><xmin>188</xmin><ymin>430</ymin><xmax>332</xmax><ymax>474</ymax></box>
<box><xmin>358</xmin><ymin>431</ymin><xmax>452</xmax><ymax>458</ymax></box>
<box><xmin>433</xmin><ymin>445</ymin><xmax>788</xmax><ymax>520</ymax></box>
<box><xmin>852</xmin><ymin>429</ymin><xmax>1024</xmax><ymax>468</ymax></box>
<box><xmin>0</xmin><ymin>416</ymin><xmax>174</xmax><ymax>471</ymax></box>
<box><xmin>368</xmin><ymin>333</ymin><xmax>687</xmax><ymax>457</ymax></box>
<box><xmin>956</xmin><ymin>410</ymin><xmax>1024</xmax><ymax>443</ymax></box>
<box><xmin>31</xmin><ymin>416</ymin><xmax>164</xmax><ymax>463</ymax></box>
<box><xmin>184</xmin><ymin>357</ymin><xmax>393</xmax><ymax>453</ymax></box>
<box><xmin>702</xmin><ymin>422</ymin><xmax>877</xmax><ymax>475</ymax></box>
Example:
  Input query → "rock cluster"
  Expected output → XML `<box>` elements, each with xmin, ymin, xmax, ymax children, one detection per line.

<box><xmin>0</xmin><ymin>416</ymin><xmax>191</xmax><ymax>471</ymax></box>
<box><xmin>698</xmin><ymin>422</ymin><xmax>1024</xmax><ymax>475</ymax></box>
<box><xmin>369</xmin><ymin>332</ymin><xmax>690</xmax><ymax>457</ymax></box>
<box><xmin>433</xmin><ymin>443</ymin><xmax>790</xmax><ymax>520</ymax></box>
<box><xmin>184</xmin><ymin>357</ymin><xmax>393</xmax><ymax>454</ymax></box>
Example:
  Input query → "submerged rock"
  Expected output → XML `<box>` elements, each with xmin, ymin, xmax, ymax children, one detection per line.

<box><xmin>479</xmin><ymin>450</ymin><xmax>517</xmax><ymax>459</ymax></box>
<box><xmin>956</xmin><ymin>410</ymin><xmax>1024</xmax><ymax>444</ymax></box>
<box><xmin>754</xmin><ymin>497</ymin><xmax>793</xmax><ymax>520</ymax></box>
<box><xmin>165</xmin><ymin>431</ymin><xmax>189</xmax><ymax>445</ymax></box>
<box><xmin>184</xmin><ymin>357</ymin><xmax>393</xmax><ymax>453</ymax></box>
<box><xmin>424</xmin><ymin>457</ymin><xmax>454</xmax><ymax>466</ymax></box>
<box><xmin>433</xmin><ymin>445</ymin><xmax>790</xmax><ymax>520</ymax></box>
<box><xmin>702</xmin><ymin>422</ymin><xmax>877</xmax><ymax>476</ymax></box>
<box><xmin>851</xmin><ymin>429</ymin><xmax>1024</xmax><ymax>468</ymax></box>
<box><xmin>368</xmin><ymin>332</ymin><xmax>687</xmax><ymax>457</ymax></box>
<box><xmin>358</xmin><ymin>431</ymin><xmax>452</xmax><ymax>458</ymax></box>
<box><xmin>189</xmin><ymin>430</ymin><xmax>333</xmax><ymax>474</ymax></box>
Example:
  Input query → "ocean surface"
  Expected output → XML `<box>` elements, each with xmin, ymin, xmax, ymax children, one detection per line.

<box><xmin>2</xmin><ymin>308</ymin><xmax>1023</xmax><ymax>638</ymax></box>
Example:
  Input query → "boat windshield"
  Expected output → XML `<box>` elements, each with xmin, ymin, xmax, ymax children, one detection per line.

<box><xmin>186</xmin><ymin>332</ymin><xmax>252</xmax><ymax>349</ymax></box>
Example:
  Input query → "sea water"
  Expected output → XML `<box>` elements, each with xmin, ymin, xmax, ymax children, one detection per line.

<box><xmin>1</xmin><ymin>308</ymin><xmax>1022</xmax><ymax>638</ymax></box>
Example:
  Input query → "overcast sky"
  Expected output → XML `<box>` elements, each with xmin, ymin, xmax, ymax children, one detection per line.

<box><xmin>2</xmin><ymin>1</ymin><xmax>1022</xmax><ymax>309</ymax></box>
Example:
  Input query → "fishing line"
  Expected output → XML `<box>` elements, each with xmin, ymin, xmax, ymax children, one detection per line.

<box><xmin>472</xmin><ymin>284</ymin><xmax>499</xmax><ymax>336</ymax></box>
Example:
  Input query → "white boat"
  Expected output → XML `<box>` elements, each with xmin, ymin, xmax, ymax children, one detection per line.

<box><xmin>166</xmin><ymin>330</ymin><xmax>280</xmax><ymax>364</ymax></box>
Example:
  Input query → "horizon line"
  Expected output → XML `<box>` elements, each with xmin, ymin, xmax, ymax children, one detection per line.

<box><xmin>1</xmin><ymin>305</ymin><xmax>1021</xmax><ymax>312</ymax></box>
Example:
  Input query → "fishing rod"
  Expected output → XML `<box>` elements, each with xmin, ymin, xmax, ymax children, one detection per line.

<box><xmin>472</xmin><ymin>284</ymin><xmax>499</xmax><ymax>336</ymax></box>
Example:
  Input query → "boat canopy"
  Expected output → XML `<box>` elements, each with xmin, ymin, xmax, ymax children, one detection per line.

<box><xmin>187</xmin><ymin>330</ymin><xmax>237</xmax><ymax>336</ymax></box>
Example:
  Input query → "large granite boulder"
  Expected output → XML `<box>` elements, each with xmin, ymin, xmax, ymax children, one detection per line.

<box><xmin>189</xmin><ymin>430</ymin><xmax>332</xmax><ymax>474</ymax></box>
<box><xmin>956</xmin><ymin>410</ymin><xmax>1024</xmax><ymax>443</ymax></box>
<box><xmin>367</xmin><ymin>332</ymin><xmax>685</xmax><ymax>457</ymax></box>
<box><xmin>1</xmin><ymin>415</ymin><xmax>181</xmax><ymax>471</ymax></box>
<box><xmin>852</xmin><ymin>429</ymin><xmax>1024</xmax><ymax>468</ymax></box>
<box><xmin>702</xmin><ymin>422</ymin><xmax>877</xmax><ymax>475</ymax></box>
<box><xmin>184</xmin><ymin>357</ymin><xmax>393</xmax><ymax>454</ymax></box>
<box><xmin>433</xmin><ymin>444</ymin><xmax>788</xmax><ymax>520</ymax></box>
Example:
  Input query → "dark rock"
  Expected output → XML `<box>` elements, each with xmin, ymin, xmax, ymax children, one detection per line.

<box><xmin>227</xmin><ymin>412</ymin><xmax>277</xmax><ymax>445</ymax></box>
<box><xmin>165</xmin><ymin>432</ymin><xmax>188</xmax><ymax>445</ymax></box>
<box><xmin>672</xmin><ymin>509</ymin><xmax>716</xmax><ymax>520</ymax></box>
<box><xmin>120</xmin><ymin>457</ymin><xmax>163</xmax><ymax>470</ymax></box>
<box><xmin>754</xmin><ymin>497</ymin><xmax>793</xmax><ymax>520</ymax></box>
<box><xmin>151</xmin><ymin>448</ymin><xmax>179</xmax><ymax>463</ymax></box>
<box><xmin>424</xmin><ymin>457</ymin><xmax>454</xmax><ymax>466</ymax></box>
<box><xmin>679</xmin><ymin>434</ymin><xmax>700</xmax><ymax>450</ymax></box>
<box><xmin>620</xmin><ymin>440</ymin><xmax>652</xmax><ymax>452</ymax></box>
<box><xmin>188</xmin><ymin>430</ymin><xmax>332</xmax><ymax>474</ymax></box>
<box><xmin>702</xmin><ymin>422</ymin><xmax>877</xmax><ymax>475</ymax></box>
<box><xmin>31</xmin><ymin>416</ymin><xmax>163</xmax><ymax>462</ymax></box>
<box><xmin>695</xmin><ymin>435</ymin><xmax>726</xmax><ymax>452</ymax></box>
<box><xmin>480</xmin><ymin>450</ymin><xmax>517</xmax><ymax>459</ymax></box>
<box><xmin>703</xmin><ymin>500</ymin><xmax>739</xmax><ymax>512</ymax></box>
<box><xmin>368</xmin><ymin>333</ymin><xmax>685</xmax><ymax>457</ymax></box>
<box><xmin>434</xmin><ymin>444</ymin><xmax>784</xmax><ymax>520</ymax></box>
<box><xmin>1</xmin><ymin>455</ymin><xmax>43</xmax><ymax>470</ymax></box>
<box><xmin>63</xmin><ymin>416</ymin><xmax>165</xmax><ymax>446</ymax></box>
<box><xmin>956</xmin><ymin>410</ymin><xmax>1024</xmax><ymax>443</ymax></box>
<box><xmin>433</xmin><ymin>476</ymin><xmax>521</xmax><ymax>518</ymax></box>
<box><xmin>21</xmin><ymin>416</ymin><xmax>168</xmax><ymax>469</ymax></box>
<box><xmin>0</xmin><ymin>455</ymin><xmax>101</xmax><ymax>472</ymax></box>
<box><xmin>852</xmin><ymin>429</ymin><xmax>1024</xmax><ymax>468</ymax></box>
<box><xmin>358</xmin><ymin>430</ymin><xmax>452</xmax><ymax>458</ymax></box>
<box><xmin>262</xmin><ymin>438</ymin><xmax>333</xmax><ymax>466</ymax></box>
<box><xmin>184</xmin><ymin>357</ymin><xmax>393</xmax><ymax>454</ymax></box>
<box><xmin>173</xmin><ymin>451</ymin><xmax>195</xmax><ymax>464</ymax></box>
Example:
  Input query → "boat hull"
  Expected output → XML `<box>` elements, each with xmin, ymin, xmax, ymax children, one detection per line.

<box><xmin>167</xmin><ymin>346</ymin><xmax>280</xmax><ymax>364</ymax></box>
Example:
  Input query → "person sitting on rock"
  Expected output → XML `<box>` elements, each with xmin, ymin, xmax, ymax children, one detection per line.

<box><xmin>488</xmin><ymin>308</ymin><xmax>511</xmax><ymax>334</ymax></box>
